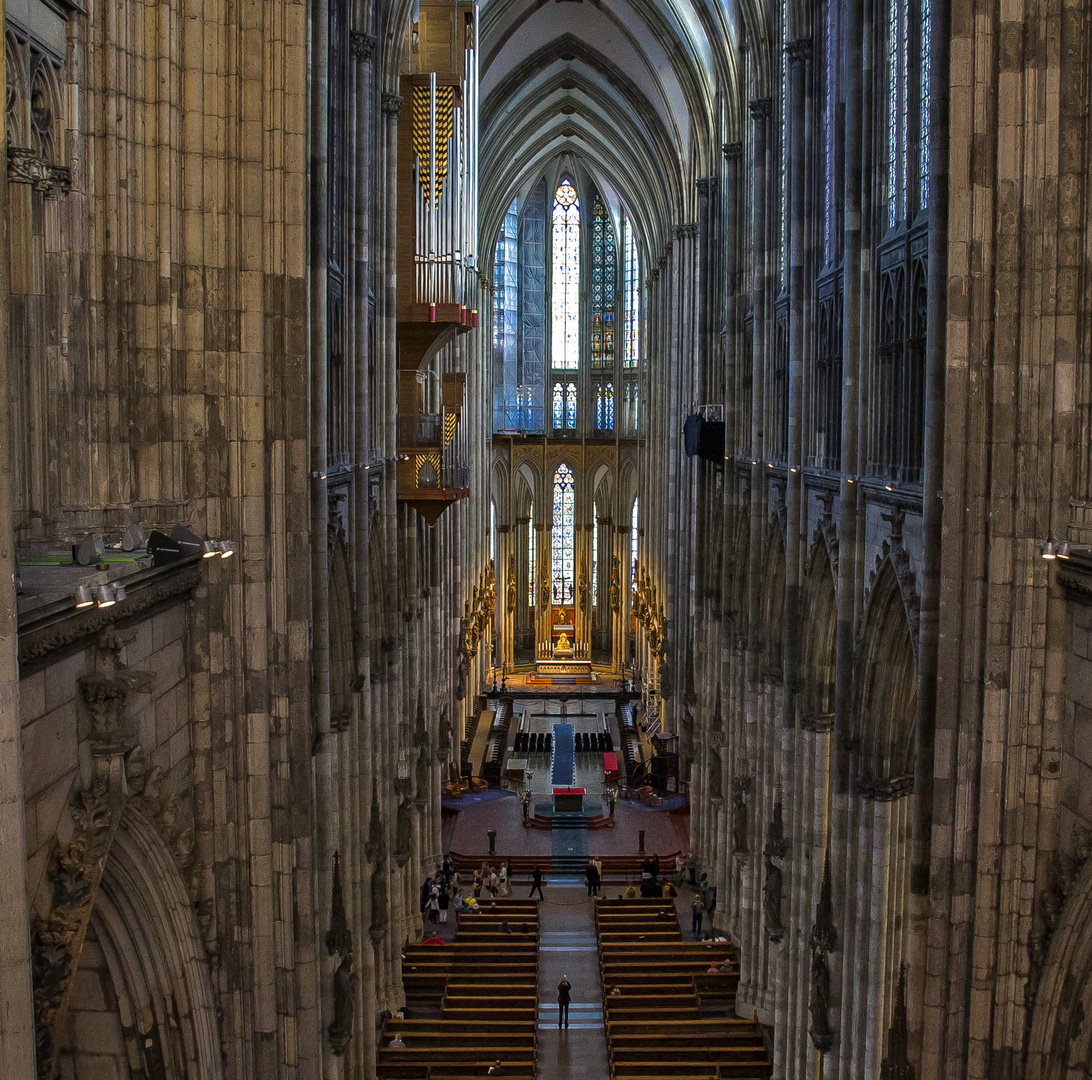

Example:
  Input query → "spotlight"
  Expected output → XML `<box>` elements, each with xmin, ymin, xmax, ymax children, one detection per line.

<box><xmin>95</xmin><ymin>585</ymin><xmax>116</xmax><ymax>608</ymax></box>
<box><xmin>112</xmin><ymin>582</ymin><xmax>127</xmax><ymax>602</ymax></box>
<box><xmin>218</xmin><ymin>540</ymin><xmax>236</xmax><ymax>559</ymax></box>
<box><xmin>1041</xmin><ymin>541</ymin><xmax>1057</xmax><ymax>561</ymax></box>
<box><xmin>121</xmin><ymin>523</ymin><xmax>145</xmax><ymax>552</ymax></box>
<box><xmin>201</xmin><ymin>541</ymin><xmax>219</xmax><ymax>558</ymax></box>
<box><xmin>75</xmin><ymin>534</ymin><xmax>105</xmax><ymax>566</ymax></box>
<box><xmin>1057</xmin><ymin>542</ymin><xmax>1071</xmax><ymax>559</ymax></box>
<box><xmin>74</xmin><ymin>585</ymin><xmax>95</xmax><ymax>609</ymax></box>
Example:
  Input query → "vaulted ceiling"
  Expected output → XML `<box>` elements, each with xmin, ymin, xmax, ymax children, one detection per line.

<box><xmin>478</xmin><ymin>0</ymin><xmax>754</xmax><ymax>261</ymax></box>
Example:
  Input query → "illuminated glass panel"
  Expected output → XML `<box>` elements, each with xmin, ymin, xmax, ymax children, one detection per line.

<box><xmin>623</xmin><ymin>217</ymin><xmax>640</xmax><ymax>369</ymax></box>
<box><xmin>493</xmin><ymin>198</ymin><xmax>519</xmax><ymax>366</ymax></box>
<box><xmin>824</xmin><ymin>0</ymin><xmax>834</xmax><ymax>263</ymax></box>
<box><xmin>920</xmin><ymin>0</ymin><xmax>931</xmax><ymax>209</ymax></box>
<box><xmin>887</xmin><ymin>0</ymin><xmax>908</xmax><ymax>227</ymax></box>
<box><xmin>591</xmin><ymin>195</ymin><xmax>616</xmax><ymax>369</ymax></box>
<box><xmin>595</xmin><ymin>382</ymin><xmax>614</xmax><ymax>432</ymax></box>
<box><xmin>551</xmin><ymin>179</ymin><xmax>580</xmax><ymax>370</ymax></box>
<box><xmin>553</xmin><ymin>381</ymin><xmax>577</xmax><ymax>430</ymax></box>
<box><xmin>630</xmin><ymin>497</ymin><xmax>638</xmax><ymax>583</ymax></box>
<box><xmin>552</xmin><ymin>464</ymin><xmax>576</xmax><ymax>606</ymax></box>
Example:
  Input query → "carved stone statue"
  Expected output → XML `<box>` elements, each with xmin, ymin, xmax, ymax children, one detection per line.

<box><xmin>808</xmin><ymin>943</ymin><xmax>833</xmax><ymax>1050</ymax></box>
<box><xmin>764</xmin><ymin>853</ymin><xmax>783</xmax><ymax>941</ymax></box>
<box><xmin>327</xmin><ymin>953</ymin><xmax>357</xmax><ymax>1054</ymax></box>
<box><xmin>731</xmin><ymin>782</ymin><xmax>749</xmax><ymax>855</ymax></box>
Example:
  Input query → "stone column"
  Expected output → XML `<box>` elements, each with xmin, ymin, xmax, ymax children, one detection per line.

<box><xmin>0</xmin><ymin>4</ymin><xmax>36</xmax><ymax>1062</ymax></box>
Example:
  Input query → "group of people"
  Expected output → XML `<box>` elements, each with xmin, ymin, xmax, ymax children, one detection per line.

<box><xmin>419</xmin><ymin>857</ymin><xmax>516</xmax><ymax>927</ymax></box>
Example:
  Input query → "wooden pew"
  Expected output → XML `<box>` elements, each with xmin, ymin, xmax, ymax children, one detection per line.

<box><xmin>594</xmin><ymin>898</ymin><xmax>771</xmax><ymax>1080</ymax></box>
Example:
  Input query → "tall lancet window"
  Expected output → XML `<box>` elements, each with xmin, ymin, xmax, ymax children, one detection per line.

<box><xmin>591</xmin><ymin>195</ymin><xmax>616</xmax><ymax>369</ymax></box>
<box><xmin>919</xmin><ymin>0</ymin><xmax>932</xmax><ymax>209</ymax></box>
<box><xmin>623</xmin><ymin>216</ymin><xmax>640</xmax><ymax>369</ymax></box>
<box><xmin>552</xmin><ymin>464</ymin><xmax>576</xmax><ymax>605</ymax></box>
<box><xmin>822</xmin><ymin>0</ymin><xmax>836</xmax><ymax>264</ymax></box>
<box><xmin>886</xmin><ymin>0</ymin><xmax>908</xmax><ymax>227</ymax></box>
<box><xmin>551</xmin><ymin>179</ymin><xmax>581</xmax><ymax>371</ymax></box>
<box><xmin>493</xmin><ymin>198</ymin><xmax>519</xmax><ymax>421</ymax></box>
<box><xmin>630</xmin><ymin>497</ymin><xmax>639</xmax><ymax>582</ymax></box>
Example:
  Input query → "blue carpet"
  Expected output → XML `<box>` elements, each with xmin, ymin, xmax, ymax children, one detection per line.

<box><xmin>551</xmin><ymin>723</ymin><xmax>575</xmax><ymax>787</ymax></box>
<box><xmin>441</xmin><ymin>789</ymin><xmax>517</xmax><ymax>811</ymax></box>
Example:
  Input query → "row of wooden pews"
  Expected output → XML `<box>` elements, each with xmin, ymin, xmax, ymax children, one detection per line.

<box><xmin>377</xmin><ymin>899</ymin><xmax>540</xmax><ymax>1079</ymax></box>
<box><xmin>595</xmin><ymin>897</ymin><xmax>772</xmax><ymax>1080</ymax></box>
<box><xmin>448</xmin><ymin>850</ymin><xmax>680</xmax><ymax>880</ymax></box>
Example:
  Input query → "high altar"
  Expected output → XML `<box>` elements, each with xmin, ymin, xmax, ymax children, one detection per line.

<box><xmin>535</xmin><ymin>608</ymin><xmax>593</xmax><ymax>678</ymax></box>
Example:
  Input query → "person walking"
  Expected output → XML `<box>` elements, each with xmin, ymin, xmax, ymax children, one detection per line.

<box><xmin>487</xmin><ymin>870</ymin><xmax>500</xmax><ymax>898</ymax></box>
<box><xmin>584</xmin><ymin>860</ymin><xmax>596</xmax><ymax>897</ymax></box>
<box><xmin>438</xmin><ymin>885</ymin><xmax>450</xmax><ymax>925</ymax></box>
<box><xmin>691</xmin><ymin>896</ymin><xmax>704</xmax><ymax>937</ymax></box>
<box><xmin>675</xmin><ymin>852</ymin><xmax>685</xmax><ymax>885</ymax></box>
<box><xmin>556</xmin><ymin>975</ymin><xmax>572</xmax><ymax>1029</ymax></box>
<box><xmin>499</xmin><ymin>860</ymin><xmax>510</xmax><ymax>896</ymax></box>
<box><xmin>427</xmin><ymin>886</ymin><xmax>440</xmax><ymax>925</ymax></box>
<box><xmin>473</xmin><ymin>872</ymin><xmax>483</xmax><ymax>899</ymax></box>
<box><xmin>529</xmin><ymin>865</ymin><xmax>544</xmax><ymax>899</ymax></box>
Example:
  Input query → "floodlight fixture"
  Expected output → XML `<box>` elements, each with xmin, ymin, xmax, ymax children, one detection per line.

<box><xmin>74</xmin><ymin>585</ymin><xmax>95</xmax><ymax>609</ymax></box>
<box><xmin>95</xmin><ymin>585</ymin><xmax>116</xmax><ymax>608</ymax></box>
<box><xmin>112</xmin><ymin>583</ymin><xmax>127</xmax><ymax>602</ymax></box>
<box><xmin>121</xmin><ymin>522</ymin><xmax>145</xmax><ymax>552</ymax></box>
<box><xmin>75</xmin><ymin>534</ymin><xmax>105</xmax><ymax>566</ymax></box>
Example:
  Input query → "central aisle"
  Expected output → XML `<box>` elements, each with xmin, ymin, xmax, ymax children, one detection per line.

<box><xmin>535</xmin><ymin>882</ymin><xmax>608</xmax><ymax>1080</ymax></box>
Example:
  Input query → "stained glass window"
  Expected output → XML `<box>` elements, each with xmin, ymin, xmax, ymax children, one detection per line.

<box><xmin>623</xmin><ymin>217</ymin><xmax>640</xmax><ymax>369</ymax></box>
<box><xmin>630</xmin><ymin>497</ymin><xmax>639</xmax><ymax>583</ymax></box>
<box><xmin>591</xmin><ymin>195</ymin><xmax>616</xmax><ymax>369</ymax></box>
<box><xmin>551</xmin><ymin>179</ymin><xmax>580</xmax><ymax>370</ymax></box>
<box><xmin>553</xmin><ymin>381</ymin><xmax>577</xmax><ymax>430</ymax></box>
<box><xmin>920</xmin><ymin>0</ymin><xmax>931</xmax><ymax>210</ymax></box>
<box><xmin>887</xmin><ymin>0</ymin><xmax>908</xmax><ymax>228</ymax></box>
<box><xmin>595</xmin><ymin>382</ymin><xmax>614</xmax><ymax>432</ymax></box>
<box><xmin>823</xmin><ymin>0</ymin><xmax>835</xmax><ymax>264</ymax></box>
<box><xmin>552</xmin><ymin>464</ymin><xmax>576</xmax><ymax>606</ymax></box>
<box><xmin>492</xmin><ymin>198</ymin><xmax>520</xmax><ymax>429</ymax></box>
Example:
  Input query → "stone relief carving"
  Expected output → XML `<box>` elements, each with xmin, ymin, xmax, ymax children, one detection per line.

<box><xmin>33</xmin><ymin>781</ymin><xmax>121</xmax><ymax>1078</ymax></box>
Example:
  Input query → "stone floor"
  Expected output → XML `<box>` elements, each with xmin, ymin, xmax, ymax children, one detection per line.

<box><xmin>444</xmin><ymin>793</ymin><xmax>687</xmax><ymax>861</ymax></box>
<box><xmin>534</xmin><ymin>882</ymin><xmax>609</xmax><ymax>1079</ymax></box>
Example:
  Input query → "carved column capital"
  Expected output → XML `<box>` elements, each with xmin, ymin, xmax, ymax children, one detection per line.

<box><xmin>382</xmin><ymin>92</ymin><xmax>404</xmax><ymax>117</ymax></box>
<box><xmin>350</xmin><ymin>32</ymin><xmax>377</xmax><ymax>61</ymax></box>
<box><xmin>785</xmin><ymin>37</ymin><xmax>812</xmax><ymax>64</ymax></box>
<box><xmin>748</xmin><ymin>98</ymin><xmax>772</xmax><ymax>122</ymax></box>
<box><xmin>723</xmin><ymin>141</ymin><xmax>743</xmax><ymax>162</ymax></box>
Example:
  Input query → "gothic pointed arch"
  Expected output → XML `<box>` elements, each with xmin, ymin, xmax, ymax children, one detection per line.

<box><xmin>729</xmin><ymin>507</ymin><xmax>750</xmax><ymax>640</ymax></box>
<box><xmin>1026</xmin><ymin>845</ymin><xmax>1092</xmax><ymax>1080</ymax></box>
<box><xmin>856</xmin><ymin>559</ymin><xmax>918</xmax><ymax>785</ymax></box>
<box><xmin>59</xmin><ymin>811</ymin><xmax>223</xmax><ymax>1080</ymax></box>
<box><xmin>761</xmin><ymin>522</ymin><xmax>786</xmax><ymax>678</ymax></box>
<box><xmin>801</xmin><ymin>541</ymin><xmax>837</xmax><ymax>731</ymax></box>
<box><xmin>329</xmin><ymin>534</ymin><xmax>358</xmax><ymax>731</ymax></box>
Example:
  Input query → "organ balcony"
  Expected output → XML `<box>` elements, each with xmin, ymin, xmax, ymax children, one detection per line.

<box><xmin>395</xmin><ymin>0</ymin><xmax>480</xmax><ymax>374</ymax></box>
<box><xmin>397</xmin><ymin>370</ymin><xmax>469</xmax><ymax>524</ymax></box>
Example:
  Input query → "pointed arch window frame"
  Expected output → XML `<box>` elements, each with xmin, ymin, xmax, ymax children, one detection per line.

<box><xmin>552</xmin><ymin>463</ymin><xmax>576</xmax><ymax>607</ymax></box>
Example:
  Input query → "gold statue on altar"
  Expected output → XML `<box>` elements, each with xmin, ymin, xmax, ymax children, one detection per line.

<box><xmin>555</xmin><ymin>630</ymin><xmax>572</xmax><ymax>656</ymax></box>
